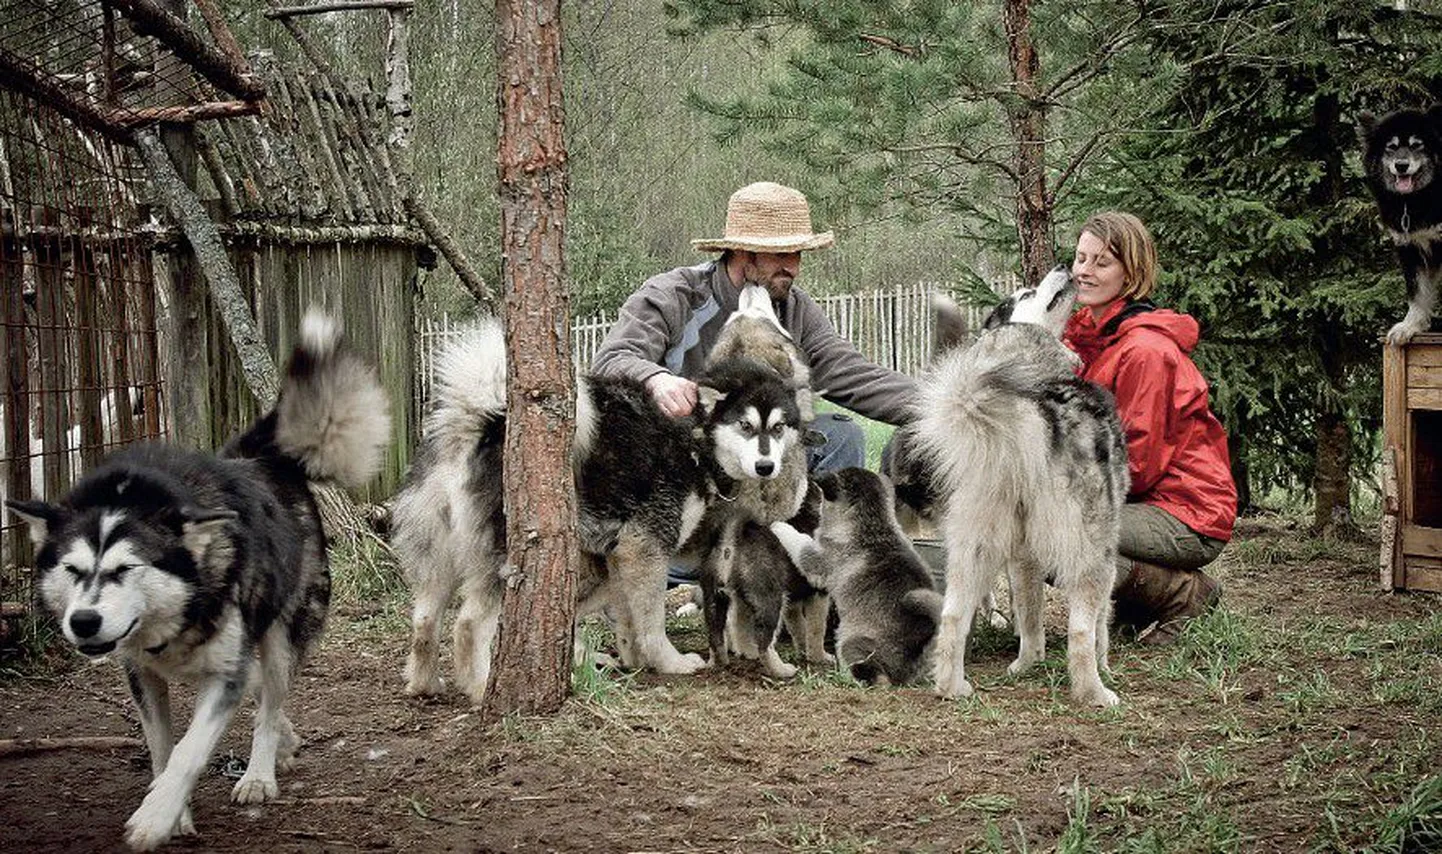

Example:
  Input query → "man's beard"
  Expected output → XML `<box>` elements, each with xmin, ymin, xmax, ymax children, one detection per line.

<box><xmin>762</xmin><ymin>276</ymin><xmax>793</xmax><ymax>301</ymax></box>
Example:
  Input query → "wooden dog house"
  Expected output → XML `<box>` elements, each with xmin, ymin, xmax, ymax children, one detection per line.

<box><xmin>1382</xmin><ymin>332</ymin><xmax>1442</xmax><ymax>592</ymax></box>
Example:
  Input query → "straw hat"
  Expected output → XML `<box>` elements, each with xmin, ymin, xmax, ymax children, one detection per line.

<box><xmin>691</xmin><ymin>182</ymin><xmax>835</xmax><ymax>253</ymax></box>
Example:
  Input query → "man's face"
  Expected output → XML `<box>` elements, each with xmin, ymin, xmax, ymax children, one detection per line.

<box><xmin>740</xmin><ymin>251</ymin><xmax>802</xmax><ymax>301</ymax></box>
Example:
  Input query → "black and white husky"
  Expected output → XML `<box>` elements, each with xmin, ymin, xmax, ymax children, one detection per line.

<box><xmin>914</xmin><ymin>268</ymin><xmax>1129</xmax><ymax>708</ymax></box>
<box><xmin>395</xmin><ymin>319</ymin><xmax>808</xmax><ymax>701</ymax></box>
<box><xmin>1360</xmin><ymin>105</ymin><xmax>1442</xmax><ymax>345</ymax></box>
<box><xmin>6</xmin><ymin>312</ymin><xmax>391</xmax><ymax>850</ymax></box>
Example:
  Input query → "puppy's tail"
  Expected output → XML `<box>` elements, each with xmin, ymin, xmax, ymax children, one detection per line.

<box><xmin>269</xmin><ymin>310</ymin><xmax>393</xmax><ymax>488</ymax></box>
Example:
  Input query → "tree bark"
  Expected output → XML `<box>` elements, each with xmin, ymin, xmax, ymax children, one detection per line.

<box><xmin>481</xmin><ymin>0</ymin><xmax>576</xmax><ymax>722</ymax></box>
<box><xmin>1003</xmin><ymin>0</ymin><xmax>1054</xmax><ymax>288</ymax></box>
<box><xmin>1312</xmin><ymin>326</ymin><xmax>1356</xmax><ymax>537</ymax></box>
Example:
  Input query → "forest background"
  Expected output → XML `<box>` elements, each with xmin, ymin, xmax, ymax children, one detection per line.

<box><xmin>227</xmin><ymin>0</ymin><xmax>1442</xmax><ymax>534</ymax></box>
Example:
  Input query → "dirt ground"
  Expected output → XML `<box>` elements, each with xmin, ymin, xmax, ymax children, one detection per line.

<box><xmin>3</xmin><ymin>516</ymin><xmax>1441</xmax><ymax>853</ymax></box>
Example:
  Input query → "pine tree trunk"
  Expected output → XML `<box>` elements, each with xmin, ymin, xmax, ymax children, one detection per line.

<box><xmin>1003</xmin><ymin>0</ymin><xmax>1054</xmax><ymax>288</ymax></box>
<box><xmin>482</xmin><ymin>0</ymin><xmax>577</xmax><ymax>723</ymax></box>
<box><xmin>1312</xmin><ymin>328</ymin><xmax>1355</xmax><ymax>537</ymax></box>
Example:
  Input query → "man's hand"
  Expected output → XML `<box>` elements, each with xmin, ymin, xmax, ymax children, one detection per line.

<box><xmin>644</xmin><ymin>372</ymin><xmax>698</xmax><ymax>418</ymax></box>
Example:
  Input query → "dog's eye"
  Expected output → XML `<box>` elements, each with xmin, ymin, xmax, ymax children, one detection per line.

<box><xmin>112</xmin><ymin>564</ymin><xmax>134</xmax><ymax>578</ymax></box>
<box><xmin>62</xmin><ymin>564</ymin><xmax>84</xmax><ymax>581</ymax></box>
<box><xmin>738</xmin><ymin>421</ymin><xmax>755</xmax><ymax>435</ymax></box>
<box><xmin>770</xmin><ymin>425</ymin><xmax>785</xmax><ymax>439</ymax></box>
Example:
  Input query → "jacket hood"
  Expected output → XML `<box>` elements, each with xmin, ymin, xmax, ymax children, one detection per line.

<box><xmin>1065</xmin><ymin>300</ymin><xmax>1200</xmax><ymax>365</ymax></box>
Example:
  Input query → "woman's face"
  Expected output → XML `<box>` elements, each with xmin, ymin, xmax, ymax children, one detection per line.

<box><xmin>1072</xmin><ymin>230</ymin><xmax>1127</xmax><ymax>316</ymax></box>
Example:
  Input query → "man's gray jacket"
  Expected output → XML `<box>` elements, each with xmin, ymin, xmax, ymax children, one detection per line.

<box><xmin>590</xmin><ymin>260</ymin><xmax>917</xmax><ymax>425</ymax></box>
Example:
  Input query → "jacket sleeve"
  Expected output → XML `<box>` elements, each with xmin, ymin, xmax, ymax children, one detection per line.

<box><xmin>1111</xmin><ymin>337</ymin><xmax>1181</xmax><ymax>497</ymax></box>
<box><xmin>588</xmin><ymin>270</ymin><xmax>691</xmax><ymax>385</ymax></box>
<box><xmin>789</xmin><ymin>291</ymin><xmax>918</xmax><ymax>425</ymax></box>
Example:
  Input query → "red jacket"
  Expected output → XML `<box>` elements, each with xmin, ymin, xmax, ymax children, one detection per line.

<box><xmin>1064</xmin><ymin>300</ymin><xmax>1237</xmax><ymax>541</ymax></box>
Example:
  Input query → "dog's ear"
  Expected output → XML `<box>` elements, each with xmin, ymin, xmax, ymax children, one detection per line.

<box><xmin>5</xmin><ymin>499</ymin><xmax>64</xmax><ymax>545</ymax></box>
<box><xmin>1357</xmin><ymin>110</ymin><xmax>1378</xmax><ymax>145</ymax></box>
<box><xmin>814</xmin><ymin>471</ymin><xmax>840</xmax><ymax>501</ymax></box>
<box><xmin>931</xmin><ymin>293</ymin><xmax>970</xmax><ymax>355</ymax></box>
<box><xmin>902</xmin><ymin>588</ymin><xmax>944</xmax><ymax>623</ymax></box>
<box><xmin>695</xmin><ymin>383</ymin><xmax>726</xmax><ymax>415</ymax></box>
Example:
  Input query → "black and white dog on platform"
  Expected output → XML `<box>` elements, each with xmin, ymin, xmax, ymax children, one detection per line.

<box><xmin>913</xmin><ymin>268</ymin><xmax>1129</xmax><ymax>708</ymax></box>
<box><xmin>1359</xmin><ymin>105</ymin><xmax>1442</xmax><ymax>345</ymax></box>
<box><xmin>7</xmin><ymin>312</ymin><xmax>391</xmax><ymax>851</ymax></box>
<box><xmin>395</xmin><ymin>318</ymin><xmax>808</xmax><ymax>702</ymax></box>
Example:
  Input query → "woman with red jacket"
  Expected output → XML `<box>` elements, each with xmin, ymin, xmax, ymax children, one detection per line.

<box><xmin>1064</xmin><ymin>211</ymin><xmax>1237</xmax><ymax>644</ymax></box>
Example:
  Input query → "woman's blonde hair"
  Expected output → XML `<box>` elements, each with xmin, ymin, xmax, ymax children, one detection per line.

<box><xmin>1079</xmin><ymin>211</ymin><xmax>1157</xmax><ymax>301</ymax></box>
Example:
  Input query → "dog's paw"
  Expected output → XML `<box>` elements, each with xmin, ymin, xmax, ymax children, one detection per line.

<box><xmin>761</xmin><ymin>653</ymin><xmax>798</xmax><ymax>679</ymax></box>
<box><xmin>403</xmin><ymin>675</ymin><xmax>445</xmax><ymax>697</ymax></box>
<box><xmin>177</xmin><ymin>806</ymin><xmax>196</xmax><ymax>837</ymax></box>
<box><xmin>232</xmin><ymin>774</ymin><xmax>279</xmax><ymax>805</ymax></box>
<box><xmin>1075</xmin><ymin>684</ymin><xmax>1121</xmax><ymax>709</ymax></box>
<box><xmin>124</xmin><ymin>792</ymin><xmax>185</xmax><ymax>851</ymax></box>
<box><xmin>1005</xmin><ymin>651</ymin><xmax>1043</xmax><ymax>677</ymax></box>
<box><xmin>655</xmin><ymin>650</ymin><xmax>708</xmax><ymax>675</ymax></box>
<box><xmin>934</xmin><ymin>676</ymin><xmax>974</xmax><ymax>699</ymax></box>
<box><xmin>1387</xmin><ymin>318</ymin><xmax>1425</xmax><ymax>347</ymax></box>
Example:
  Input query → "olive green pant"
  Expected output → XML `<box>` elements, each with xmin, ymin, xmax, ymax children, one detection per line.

<box><xmin>1117</xmin><ymin>503</ymin><xmax>1226</xmax><ymax>572</ymax></box>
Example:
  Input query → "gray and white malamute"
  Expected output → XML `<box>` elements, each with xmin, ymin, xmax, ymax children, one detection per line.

<box><xmin>395</xmin><ymin>319</ymin><xmax>809</xmax><ymax>702</ymax></box>
<box><xmin>914</xmin><ymin>268</ymin><xmax>1128</xmax><ymax>708</ymax></box>
<box><xmin>771</xmin><ymin>467</ymin><xmax>942</xmax><ymax>686</ymax></box>
<box><xmin>6</xmin><ymin>312</ymin><xmax>391</xmax><ymax>850</ymax></box>
<box><xmin>1359</xmin><ymin>105</ymin><xmax>1442</xmax><ymax>345</ymax></box>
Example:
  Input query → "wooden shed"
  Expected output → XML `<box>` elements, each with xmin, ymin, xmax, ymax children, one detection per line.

<box><xmin>1381</xmin><ymin>332</ymin><xmax>1442</xmax><ymax>592</ymax></box>
<box><xmin>163</xmin><ymin>51</ymin><xmax>429</xmax><ymax>498</ymax></box>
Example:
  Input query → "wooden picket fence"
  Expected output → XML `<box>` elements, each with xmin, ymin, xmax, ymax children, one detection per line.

<box><xmin>415</xmin><ymin>281</ymin><xmax>1008</xmax><ymax>411</ymax></box>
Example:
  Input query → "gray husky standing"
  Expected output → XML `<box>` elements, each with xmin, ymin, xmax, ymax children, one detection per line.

<box><xmin>914</xmin><ymin>268</ymin><xmax>1128</xmax><ymax>708</ymax></box>
<box><xmin>7</xmin><ymin>312</ymin><xmax>391</xmax><ymax>850</ymax></box>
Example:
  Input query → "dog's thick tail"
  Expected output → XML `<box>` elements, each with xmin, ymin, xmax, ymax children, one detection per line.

<box><xmin>421</xmin><ymin>318</ymin><xmax>509</xmax><ymax>458</ymax></box>
<box><xmin>265</xmin><ymin>310</ymin><xmax>393</xmax><ymax>488</ymax></box>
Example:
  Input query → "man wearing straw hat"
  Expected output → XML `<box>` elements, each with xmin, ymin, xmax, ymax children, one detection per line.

<box><xmin>592</xmin><ymin>180</ymin><xmax>918</xmax><ymax>474</ymax></box>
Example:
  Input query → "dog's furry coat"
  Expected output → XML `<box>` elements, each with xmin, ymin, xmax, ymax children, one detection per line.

<box><xmin>913</xmin><ymin>268</ymin><xmax>1128</xmax><ymax>707</ymax></box>
<box><xmin>9</xmin><ymin>312</ymin><xmax>390</xmax><ymax>850</ymax></box>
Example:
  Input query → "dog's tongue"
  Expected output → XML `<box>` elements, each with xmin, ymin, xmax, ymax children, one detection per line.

<box><xmin>1397</xmin><ymin>175</ymin><xmax>1416</xmax><ymax>193</ymax></box>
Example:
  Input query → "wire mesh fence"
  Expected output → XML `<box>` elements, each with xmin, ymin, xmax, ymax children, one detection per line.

<box><xmin>1</xmin><ymin>1</ymin><xmax>178</xmax><ymax>650</ymax></box>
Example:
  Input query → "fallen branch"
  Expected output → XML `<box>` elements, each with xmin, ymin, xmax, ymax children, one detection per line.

<box><xmin>0</xmin><ymin>736</ymin><xmax>142</xmax><ymax>758</ymax></box>
<box><xmin>403</xmin><ymin>195</ymin><xmax>496</xmax><ymax>311</ymax></box>
<box><xmin>266</xmin><ymin>0</ymin><xmax>415</xmax><ymax>18</ymax></box>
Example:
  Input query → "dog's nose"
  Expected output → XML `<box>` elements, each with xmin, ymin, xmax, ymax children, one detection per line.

<box><xmin>70</xmin><ymin>609</ymin><xmax>103</xmax><ymax>639</ymax></box>
<box><xmin>754</xmin><ymin>460</ymin><xmax>775</xmax><ymax>477</ymax></box>
<box><xmin>1396</xmin><ymin>161</ymin><xmax>1415</xmax><ymax>175</ymax></box>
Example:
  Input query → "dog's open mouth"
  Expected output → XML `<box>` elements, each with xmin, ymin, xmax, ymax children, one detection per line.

<box><xmin>76</xmin><ymin>617</ymin><xmax>138</xmax><ymax>657</ymax></box>
<box><xmin>1395</xmin><ymin>174</ymin><xmax>1417</xmax><ymax>193</ymax></box>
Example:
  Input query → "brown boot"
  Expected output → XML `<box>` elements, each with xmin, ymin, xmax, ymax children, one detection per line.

<box><xmin>1112</xmin><ymin>561</ymin><xmax>1221</xmax><ymax>646</ymax></box>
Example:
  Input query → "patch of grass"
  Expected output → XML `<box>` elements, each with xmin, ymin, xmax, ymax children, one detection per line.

<box><xmin>1364</xmin><ymin>773</ymin><xmax>1442</xmax><ymax>853</ymax></box>
<box><xmin>1057</xmin><ymin>779</ymin><xmax>1102</xmax><ymax>854</ymax></box>
<box><xmin>753</xmin><ymin>815</ymin><xmax>880</xmax><ymax>853</ymax></box>
<box><xmin>1154</xmin><ymin>605</ymin><xmax>1262</xmax><ymax>701</ymax></box>
<box><xmin>571</xmin><ymin>620</ymin><xmax>634</xmax><ymax>706</ymax></box>
<box><xmin>329</xmin><ymin>530</ymin><xmax>407</xmax><ymax>605</ymax></box>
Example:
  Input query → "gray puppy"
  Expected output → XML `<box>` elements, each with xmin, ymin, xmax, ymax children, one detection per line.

<box><xmin>772</xmin><ymin>467</ymin><xmax>942</xmax><ymax>686</ymax></box>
